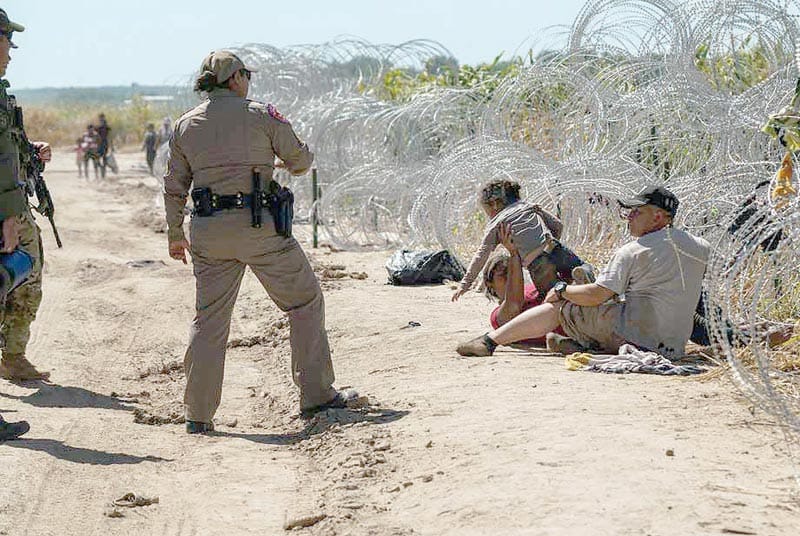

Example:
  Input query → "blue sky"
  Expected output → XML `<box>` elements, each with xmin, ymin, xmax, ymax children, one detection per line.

<box><xmin>5</xmin><ymin>0</ymin><xmax>589</xmax><ymax>89</ymax></box>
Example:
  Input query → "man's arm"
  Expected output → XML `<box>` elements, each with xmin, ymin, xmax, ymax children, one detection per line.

<box><xmin>545</xmin><ymin>282</ymin><xmax>615</xmax><ymax>307</ymax></box>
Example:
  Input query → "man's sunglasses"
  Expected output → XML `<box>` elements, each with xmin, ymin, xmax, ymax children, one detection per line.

<box><xmin>618</xmin><ymin>205</ymin><xmax>641</xmax><ymax>220</ymax></box>
<box><xmin>240</xmin><ymin>69</ymin><xmax>251</xmax><ymax>80</ymax></box>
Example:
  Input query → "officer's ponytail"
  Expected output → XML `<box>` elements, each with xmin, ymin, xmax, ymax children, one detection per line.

<box><xmin>194</xmin><ymin>70</ymin><xmax>219</xmax><ymax>93</ymax></box>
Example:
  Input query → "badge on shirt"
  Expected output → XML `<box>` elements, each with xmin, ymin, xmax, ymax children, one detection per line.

<box><xmin>267</xmin><ymin>104</ymin><xmax>289</xmax><ymax>124</ymax></box>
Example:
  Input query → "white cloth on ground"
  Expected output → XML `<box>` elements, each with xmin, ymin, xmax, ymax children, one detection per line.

<box><xmin>580</xmin><ymin>344</ymin><xmax>705</xmax><ymax>375</ymax></box>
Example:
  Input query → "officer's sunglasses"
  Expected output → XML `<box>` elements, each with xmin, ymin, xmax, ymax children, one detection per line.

<box><xmin>0</xmin><ymin>30</ymin><xmax>12</xmax><ymax>42</ymax></box>
<box><xmin>240</xmin><ymin>69</ymin><xmax>251</xmax><ymax>80</ymax></box>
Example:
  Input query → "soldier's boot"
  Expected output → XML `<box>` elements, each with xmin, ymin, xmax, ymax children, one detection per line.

<box><xmin>0</xmin><ymin>354</ymin><xmax>50</xmax><ymax>381</ymax></box>
<box><xmin>0</xmin><ymin>415</ymin><xmax>30</xmax><ymax>441</ymax></box>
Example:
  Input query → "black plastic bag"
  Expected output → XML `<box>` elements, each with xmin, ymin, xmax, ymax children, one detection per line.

<box><xmin>385</xmin><ymin>249</ymin><xmax>465</xmax><ymax>285</ymax></box>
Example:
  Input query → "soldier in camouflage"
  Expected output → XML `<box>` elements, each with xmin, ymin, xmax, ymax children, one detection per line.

<box><xmin>0</xmin><ymin>7</ymin><xmax>51</xmax><ymax>383</ymax></box>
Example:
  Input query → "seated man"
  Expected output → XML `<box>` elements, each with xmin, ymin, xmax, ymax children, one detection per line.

<box><xmin>457</xmin><ymin>186</ymin><xmax>710</xmax><ymax>360</ymax></box>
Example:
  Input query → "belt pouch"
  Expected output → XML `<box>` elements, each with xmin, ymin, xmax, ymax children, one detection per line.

<box><xmin>191</xmin><ymin>187</ymin><xmax>214</xmax><ymax>217</ymax></box>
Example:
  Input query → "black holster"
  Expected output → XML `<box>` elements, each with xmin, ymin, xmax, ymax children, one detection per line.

<box><xmin>266</xmin><ymin>184</ymin><xmax>294</xmax><ymax>238</ymax></box>
<box><xmin>191</xmin><ymin>187</ymin><xmax>216</xmax><ymax>217</ymax></box>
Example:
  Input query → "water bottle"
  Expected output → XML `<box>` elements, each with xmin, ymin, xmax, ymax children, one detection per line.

<box><xmin>0</xmin><ymin>246</ymin><xmax>34</xmax><ymax>299</ymax></box>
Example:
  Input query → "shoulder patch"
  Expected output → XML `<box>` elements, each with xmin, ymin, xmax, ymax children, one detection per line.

<box><xmin>267</xmin><ymin>104</ymin><xmax>290</xmax><ymax>124</ymax></box>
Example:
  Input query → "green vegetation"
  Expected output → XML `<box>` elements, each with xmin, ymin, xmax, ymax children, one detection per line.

<box><xmin>369</xmin><ymin>53</ymin><xmax>525</xmax><ymax>102</ymax></box>
<box><xmin>694</xmin><ymin>37</ymin><xmax>785</xmax><ymax>94</ymax></box>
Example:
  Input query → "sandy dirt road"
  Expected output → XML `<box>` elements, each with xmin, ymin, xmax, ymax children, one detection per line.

<box><xmin>0</xmin><ymin>150</ymin><xmax>798</xmax><ymax>536</ymax></box>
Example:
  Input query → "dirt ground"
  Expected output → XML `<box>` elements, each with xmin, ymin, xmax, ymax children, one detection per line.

<box><xmin>1</xmin><ymin>149</ymin><xmax>798</xmax><ymax>536</ymax></box>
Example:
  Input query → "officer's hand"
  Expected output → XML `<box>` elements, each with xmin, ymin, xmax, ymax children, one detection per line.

<box><xmin>451</xmin><ymin>288</ymin><xmax>467</xmax><ymax>302</ymax></box>
<box><xmin>169</xmin><ymin>239</ymin><xmax>191</xmax><ymax>264</ymax></box>
<box><xmin>1</xmin><ymin>217</ymin><xmax>21</xmax><ymax>253</ymax></box>
<box><xmin>33</xmin><ymin>142</ymin><xmax>52</xmax><ymax>163</ymax></box>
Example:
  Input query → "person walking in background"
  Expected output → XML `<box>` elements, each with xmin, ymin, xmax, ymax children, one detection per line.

<box><xmin>74</xmin><ymin>136</ymin><xmax>85</xmax><ymax>177</ymax></box>
<box><xmin>157</xmin><ymin>116</ymin><xmax>173</xmax><ymax>147</ymax></box>
<box><xmin>81</xmin><ymin>124</ymin><xmax>100</xmax><ymax>179</ymax></box>
<box><xmin>96</xmin><ymin>112</ymin><xmax>112</xmax><ymax>178</ymax></box>
<box><xmin>142</xmin><ymin>123</ymin><xmax>157</xmax><ymax>176</ymax></box>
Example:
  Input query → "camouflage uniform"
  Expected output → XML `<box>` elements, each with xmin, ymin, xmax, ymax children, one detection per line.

<box><xmin>0</xmin><ymin>30</ymin><xmax>46</xmax><ymax>380</ymax></box>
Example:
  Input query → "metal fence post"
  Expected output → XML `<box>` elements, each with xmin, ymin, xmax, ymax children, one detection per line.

<box><xmin>312</xmin><ymin>168</ymin><xmax>318</xmax><ymax>248</ymax></box>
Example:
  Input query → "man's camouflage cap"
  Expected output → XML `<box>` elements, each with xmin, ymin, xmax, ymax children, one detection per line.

<box><xmin>199</xmin><ymin>50</ymin><xmax>257</xmax><ymax>84</ymax></box>
<box><xmin>0</xmin><ymin>8</ymin><xmax>24</xmax><ymax>49</ymax></box>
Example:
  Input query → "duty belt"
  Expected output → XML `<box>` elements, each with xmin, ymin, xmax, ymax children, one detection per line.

<box><xmin>191</xmin><ymin>188</ymin><xmax>267</xmax><ymax>216</ymax></box>
<box><xmin>190</xmin><ymin>173</ymin><xmax>294</xmax><ymax>238</ymax></box>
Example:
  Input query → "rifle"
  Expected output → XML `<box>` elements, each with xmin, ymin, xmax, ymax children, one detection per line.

<box><xmin>13</xmin><ymin>104</ymin><xmax>62</xmax><ymax>248</ymax></box>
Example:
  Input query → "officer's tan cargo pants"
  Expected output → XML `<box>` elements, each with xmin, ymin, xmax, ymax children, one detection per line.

<box><xmin>1</xmin><ymin>212</ymin><xmax>43</xmax><ymax>361</ymax></box>
<box><xmin>186</xmin><ymin>215</ymin><xmax>335</xmax><ymax>423</ymax></box>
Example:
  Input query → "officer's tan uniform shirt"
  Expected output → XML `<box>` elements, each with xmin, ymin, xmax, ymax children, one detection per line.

<box><xmin>163</xmin><ymin>88</ymin><xmax>313</xmax><ymax>242</ymax></box>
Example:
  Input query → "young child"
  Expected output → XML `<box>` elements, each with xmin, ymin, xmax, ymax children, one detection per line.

<box><xmin>74</xmin><ymin>137</ymin><xmax>85</xmax><ymax>177</ymax></box>
<box><xmin>452</xmin><ymin>179</ymin><xmax>592</xmax><ymax>302</ymax></box>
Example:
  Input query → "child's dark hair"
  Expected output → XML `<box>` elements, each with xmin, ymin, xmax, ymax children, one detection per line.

<box><xmin>482</xmin><ymin>252</ymin><xmax>510</xmax><ymax>301</ymax></box>
<box><xmin>480</xmin><ymin>180</ymin><xmax>522</xmax><ymax>208</ymax></box>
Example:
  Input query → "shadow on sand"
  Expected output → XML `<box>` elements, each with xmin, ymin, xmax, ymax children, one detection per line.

<box><xmin>5</xmin><ymin>438</ymin><xmax>171</xmax><ymax>465</ymax></box>
<box><xmin>0</xmin><ymin>381</ymin><xmax>134</xmax><ymax>411</ymax></box>
<box><xmin>215</xmin><ymin>407</ymin><xmax>409</xmax><ymax>445</ymax></box>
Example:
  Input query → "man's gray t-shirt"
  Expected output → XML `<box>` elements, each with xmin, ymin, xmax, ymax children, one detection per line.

<box><xmin>594</xmin><ymin>227</ymin><xmax>710</xmax><ymax>358</ymax></box>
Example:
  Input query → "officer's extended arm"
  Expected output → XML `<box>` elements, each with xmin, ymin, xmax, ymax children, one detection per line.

<box><xmin>272</xmin><ymin>122</ymin><xmax>313</xmax><ymax>176</ymax></box>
